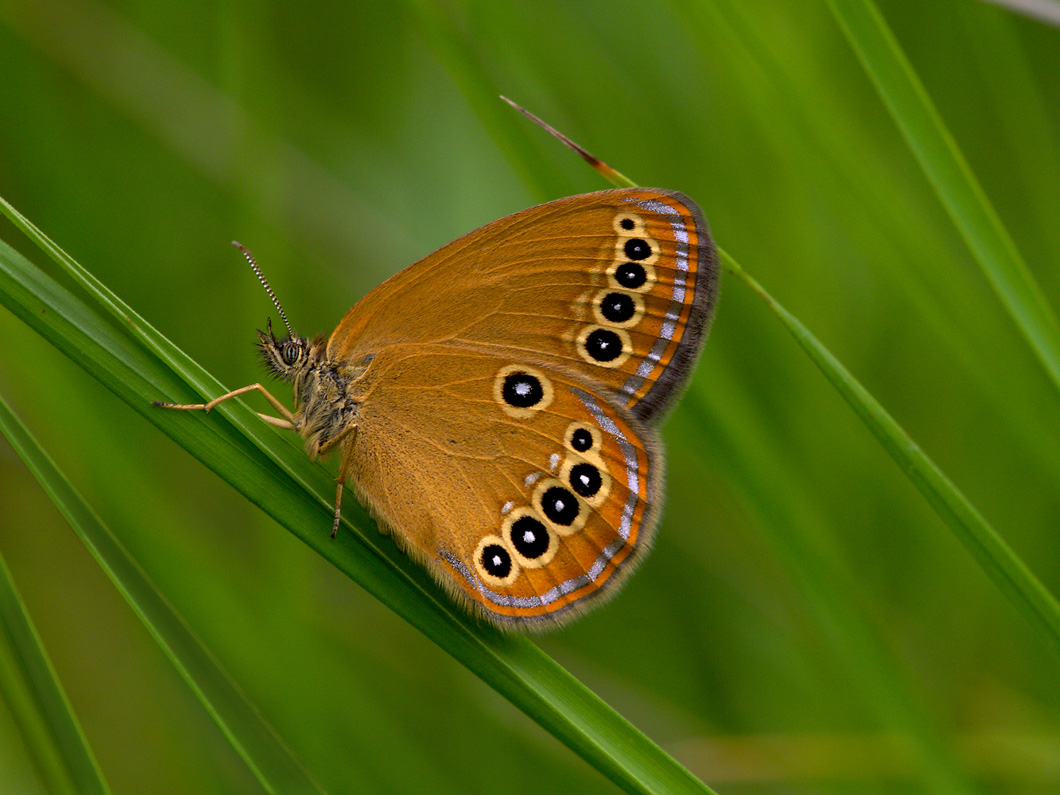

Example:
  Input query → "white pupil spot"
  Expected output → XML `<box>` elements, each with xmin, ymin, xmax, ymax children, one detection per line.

<box><xmin>491</xmin><ymin>554</ymin><xmax>503</xmax><ymax>567</ymax></box>
<box><xmin>522</xmin><ymin>529</ymin><xmax>536</xmax><ymax>543</ymax></box>
<box><xmin>515</xmin><ymin>382</ymin><xmax>531</xmax><ymax>396</ymax></box>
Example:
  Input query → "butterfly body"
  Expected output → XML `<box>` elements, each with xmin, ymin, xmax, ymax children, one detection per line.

<box><xmin>166</xmin><ymin>188</ymin><xmax>718</xmax><ymax>629</ymax></box>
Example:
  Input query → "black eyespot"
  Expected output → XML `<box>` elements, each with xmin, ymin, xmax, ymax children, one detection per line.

<box><xmin>569</xmin><ymin>463</ymin><xmax>602</xmax><ymax>498</ymax></box>
<box><xmin>624</xmin><ymin>238</ymin><xmax>651</xmax><ymax>260</ymax></box>
<box><xmin>502</xmin><ymin>372</ymin><xmax>544</xmax><ymax>408</ymax></box>
<box><xmin>542</xmin><ymin>486</ymin><xmax>580</xmax><ymax>526</ymax></box>
<box><xmin>480</xmin><ymin>544</ymin><xmax>512</xmax><ymax>578</ymax></box>
<box><xmin>570</xmin><ymin>428</ymin><xmax>593</xmax><ymax>452</ymax></box>
<box><xmin>510</xmin><ymin>516</ymin><xmax>550</xmax><ymax>560</ymax></box>
<box><xmin>600</xmin><ymin>292</ymin><xmax>636</xmax><ymax>323</ymax></box>
<box><xmin>282</xmin><ymin>342</ymin><xmax>301</xmax><ymax>365</ymax></box>
<box><xmin>584</xmin><ymin>328</ymin><xmax>623</xmax><ymax>363</ymax></box>
<box><xmin>619</xmin><ymin>217</ymin><xmax>635</xmax><ymax>230</ymax></box>
<box><xmin>614</xmin><ymin>262</ymin><xmax>647</xmax><ymax>289</ymax></box>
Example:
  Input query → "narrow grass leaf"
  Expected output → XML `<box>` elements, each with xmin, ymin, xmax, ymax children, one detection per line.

<box><xmin>0</xmin><ymin>394</ymin><xmax>327</xmax><ymax>795</ymax></box>
<box><xmin>826</xmin><ymin>0</ymin><xmax>1060</xmax><ymax>394</ymax></box>
<box><xmin>722</xmin><ymin>251</ymin><xmax>1060</xmax><ymax>661</ymax></box>
<box><xmin>0</xmin><ymin>549</ymin><xmax>111</xmax><ymax>795</ymax></box>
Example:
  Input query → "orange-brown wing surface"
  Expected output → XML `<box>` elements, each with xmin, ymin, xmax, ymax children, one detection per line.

<box><xmin>328</xmin><ymin>188</ymin><xmax>718</xmax><ymax>423</ymax></box>
<box><xmin>341</xmin><ymin>343</ymin><xmax>661</xmax><ymax>628</ymax></box>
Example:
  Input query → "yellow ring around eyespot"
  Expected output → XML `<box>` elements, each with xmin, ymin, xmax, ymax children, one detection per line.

<box><xmin>613</xmin><ymin>235</ymin><xmax>660</xmax><ymax>267</ymax></box>
<box><xmin>612</xmin><ymin>212</ymin><xmax>646</xmax><ymax>236</ymax></box>
<box><xmin>532</xmin><ymin>478</ymin><xmax>588</xmax><ymax>536</ymax></box>
<box><xmin>575</xmin><ymin>325</ymin><xmax>632</xmax><ymax>369</ymax></box>
<box><xmin>492</xmin><ymin>363</ymin><xmax>554</xmax><ymax>419</ymax></box>
<box><xmin>560</xmin><ymin>454</ymin><xmax>611</xmax><ymax>509</ymax></box>
<box><xmin>564</xmin><ymin>421</ymin><xmax>602</xmax><ymax>456</ymax></box>
<box><xmin>606</xmin><ymin>259</ymin><xmax>657</xmax><ymax>294</ymax></box>
<box><xmin>472</xmin><ymin>534</ymin><xmax>521</xmax><ymax>588</ymax></box>
<box><xmin>591</xmin><ymin>288</ymin><xmax>645</xmax><ymax>329</ymax></box>
<box><xmin>501</xmin><ymin>507</ymin><xmax>558</xmax><ymax>569</ymax></box>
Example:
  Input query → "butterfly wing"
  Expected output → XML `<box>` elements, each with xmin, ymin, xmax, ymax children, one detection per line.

<box><xmin>328</xmin><ymin>188</ymin><xmax>718</xmax><ymax>422</ymax></box>
<box><xmin>341</xmin><ymin>343</ymin><xmax>661</xmax><ymax>628</ymax></box>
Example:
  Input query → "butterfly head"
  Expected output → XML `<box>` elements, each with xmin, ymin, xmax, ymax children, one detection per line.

<box><xmin>257</xmin><ymin>317</ymin><xmax>320</xmax><ymax>384</ymax></box>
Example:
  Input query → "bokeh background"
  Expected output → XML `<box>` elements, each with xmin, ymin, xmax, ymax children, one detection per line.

<box><xmin>1</xmin><ymin>0</ymin><xmax>1059</xmax><ymax>792</ymax></box>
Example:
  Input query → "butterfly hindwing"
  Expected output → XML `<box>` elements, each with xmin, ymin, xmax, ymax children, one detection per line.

<box><xmin>340</xmin><ymin>343</ymin><xmax>661</xmax><ymax>628</ymax></box>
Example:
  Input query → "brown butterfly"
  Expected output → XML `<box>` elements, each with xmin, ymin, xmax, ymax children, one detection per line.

<box><xmin>157</xmin><ymin>188</ymin><xmax>719</xmax><ymax>629</ymax></box>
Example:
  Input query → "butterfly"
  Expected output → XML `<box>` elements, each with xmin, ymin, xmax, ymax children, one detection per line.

<box><xmin>157</xmin><ymin>188</ymin><xmax>718</xmax><ymax>629</ymax></box>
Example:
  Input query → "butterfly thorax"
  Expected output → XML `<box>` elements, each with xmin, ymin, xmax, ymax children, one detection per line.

<box><xmin>258</xmin><ymin>324</ymin><xmax>361</xmax><ymax>458</ymax></box>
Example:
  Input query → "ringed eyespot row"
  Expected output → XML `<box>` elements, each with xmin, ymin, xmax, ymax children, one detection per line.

<box><xmin>471</xmin><ymin>396</ymin><xmax>615</xmax><ymax>586</ymax></box>
<box><xmin>576</xmin><ymin>210</ymin><xmax>657</xmax><ymax>368</ymax></box>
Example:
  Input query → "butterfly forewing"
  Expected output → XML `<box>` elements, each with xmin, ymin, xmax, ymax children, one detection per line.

<box><xmin>327</xmin><ymin>188</ymin><xmax>718</xmax><ymax>423</ymax></box>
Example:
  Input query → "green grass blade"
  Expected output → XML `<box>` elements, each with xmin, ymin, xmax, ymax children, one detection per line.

<box><xmin>722</xmin><ymin>250</ymin><xmax>1060</xmax><ymax>660</ymax></box>
<box><xmin>826</xmin><ymin>0</ymin><xmax>1060</xmax><ymax>394</ymax></box>
<box><xmin>671</xmin><ymin>389</ymin><xmax>976</xmax><ymax>795</ymax></box>
<box><xmin>0</xmin><ymin>549</ymin><xmax>111</xmax><ymax>795</ymax></box>
<box><xmin>0</xmin><ymin>393</ymin><xmax>327</xmax><ymax>795</ymax></box>
<box><xmin>0</xmin><ymin>204</ymin><xmax>714</xmax><ymax>794</ymax></box>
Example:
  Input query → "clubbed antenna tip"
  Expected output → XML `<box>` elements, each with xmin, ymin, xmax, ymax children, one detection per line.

<box><xmin>231</xmin><ymin>241</ymin><xmax>294</xmax><ymax>338</ymax></box>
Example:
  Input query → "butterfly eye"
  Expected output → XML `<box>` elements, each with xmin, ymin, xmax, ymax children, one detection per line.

<box><xmin>282</xmin><ymin>341</ymin><xmax>302</xmax><ymax>365</ymax></box>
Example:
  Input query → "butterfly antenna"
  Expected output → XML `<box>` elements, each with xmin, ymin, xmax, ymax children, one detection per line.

<box><xmin>500</xmin><ymin>96</ymin><xmax>635</xmax><ymax>189</ymax></box>
<box><xmin>232</xmin><ymin>241</ymin><xmax>295</xmax><ymax>338</ymax></box>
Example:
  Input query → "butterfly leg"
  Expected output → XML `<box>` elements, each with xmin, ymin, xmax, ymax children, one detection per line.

<box><xmin>331</xmin><ymin>482</ymin><xmax>344</xmax><ymax>539</ymax></box>
<box><xmin>154</xmin><ymin>384</ymin><xmax>297</xmax><ymax>430</ymax></box>
<box><xmin>330</xmin><ymin>449</ymin><xmax>356</xmax><ymax>538</ymax></box>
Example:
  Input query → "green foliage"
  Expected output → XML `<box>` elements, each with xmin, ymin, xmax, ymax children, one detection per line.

<box><xmin>0</xmin><ymin>0</ymin><xmax>1058</xmax><ymax>792</ymax></box>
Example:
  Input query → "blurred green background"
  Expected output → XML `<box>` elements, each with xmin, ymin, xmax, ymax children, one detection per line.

<box><xmin>1</xmin><ymin>0</ymin><xmax>1059</xmax><ymax>792</ymax></box>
